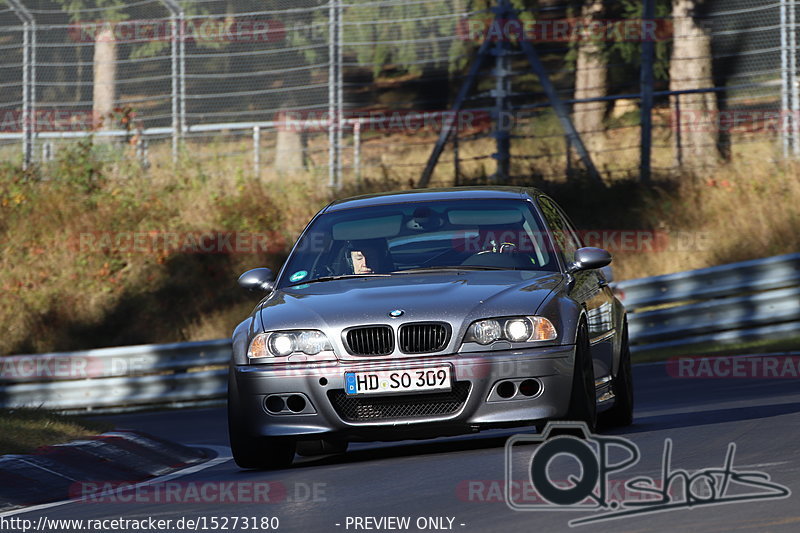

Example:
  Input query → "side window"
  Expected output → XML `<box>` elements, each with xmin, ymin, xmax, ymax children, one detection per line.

<box><xmin>537</xmin><ymin>197</ymin><xmax>581</xmax><ymax>264</ymax></box>
<box><xmin>553</xmin><ymin>203</ymin><xmax>584</xmax><ymax>250</ymax></box>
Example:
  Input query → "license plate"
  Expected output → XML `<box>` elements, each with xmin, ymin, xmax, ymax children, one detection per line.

<box><xmin>344</xmin><ymin>366</ymin><xmax>452</xmax><ymax>396</ymax></box>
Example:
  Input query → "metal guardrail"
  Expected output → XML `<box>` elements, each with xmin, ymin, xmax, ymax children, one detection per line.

<box><xmin>616</xmin><ymin>253</ymin><xmax>800</xmax><ymax>353</ymax></box>
<box><xmin>1</xmin><ymin>254</ymin><xmax>798</xmax><ymax>412</ymax></box>
<box><xmin>0</xmin><ymin>339</ymin><xmax>231</xmax><ymax>412</ymax></box>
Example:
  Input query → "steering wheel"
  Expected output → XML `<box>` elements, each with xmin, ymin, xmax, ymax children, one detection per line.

<box><xmin>498</xmin><ymin>242</ymin><xmax>517</xmax><ymax>254</ymax></box>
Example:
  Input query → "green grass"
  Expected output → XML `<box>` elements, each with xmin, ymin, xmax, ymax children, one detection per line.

<box><xmin>0</xmin><ymin>409</ymin><xmax>113</xmax><ymax>456</ymax></box>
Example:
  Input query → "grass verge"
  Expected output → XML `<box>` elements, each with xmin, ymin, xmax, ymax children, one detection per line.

<box><xmin>0</xmin><ymin>408</ymin><xmax>114</xmax><ymax>456</ymax></box>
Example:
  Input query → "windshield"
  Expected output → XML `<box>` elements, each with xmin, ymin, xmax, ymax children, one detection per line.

<box><xmin>278</xmin><ymin>198</ymin><xmax>559</xmax><ymax>287</ymax></box>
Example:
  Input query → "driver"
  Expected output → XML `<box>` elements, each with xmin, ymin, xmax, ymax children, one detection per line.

<box><xmin>350</xmin><ymin>249</ymin><xmax>373</xmax><ymax>274</ymax></box>
<box><xmin>344</xmin><ymin>239</ymin><xmax>392</xmax><ymax>274</ymax></box>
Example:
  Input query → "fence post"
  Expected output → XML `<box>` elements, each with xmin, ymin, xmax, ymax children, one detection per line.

<box><xmin>327</xmin><ymin>0</ymin><xmax>340</xmax><ymax>188</ymax></box>
<box><xmin>790</xmin><ymin>0</ymin><xmax>799</xmax><ymax>156</ymax></box>
<box><xmin>781</xmin><ymin>0</ymin><xmax>789</xmax><ymax>157</ymax></box>
<box><xmin>136</xmin><ymin>130</ymin><xmax>149</xmax><ymax>168</ymax></box>
<box><xmin>453</xmin><ymin>120</ymin><xmax>460</xmax><ymax>186</ymax></box>
<box><xmin>565</xmin><ymin>135</ymin><xmax>572</xmax><ymax>179</ymax></box>
<box><xmin>353</xmin><ymin>119</ymin><xmax>361</xmax><ymax>184</ymax></box>
<box><xmin>253</xmin><ymin>125</ymin><xmax>261</xmax><ymax>178</ymax></box>
<box><xmin>21</xmin><ymin>14</ymin><xmax>30</xmax><ymax>169</ymax></box>
<box><xmin>336</xmin><ymin>0</ymin><xmax>344</xmax><ymax>186</ymax></box>
<box><xmin>491</xmin><ymin>36</ymin><xmax>511</xmax><ymax>183</ymax></box>
<box><xmin>179</xmin><ymin>10</ymin><xmax>186</xmax><ymax>139</ymax></box>
<box><xmin>170</xmin><ymin>14</ymin><xmax>179</xmax><ymax>163</ymax></box>
<box><xmin>42</xmin><ymin>141</ymin><xmax>53</xmax><ymax>163</ymax></box>
<box><xmin>8</xmin><ymin>0</ymin><xmax>35</xmax><ymax>170</ymax></box>
<box><xmin>161</xmin><ymin>0</ymin><xmax>184</xmax><ymax>165</ymax></box>
<box><xmin>640</xmin><ymin>0</ymin><xmax>655</xmax><ymax>183</ymax></box>
<box><xmin>29</xmin><ymin>8</ymin><xmax>36</xmax><ymax>168</ymax></box>
<box><xmin>674</xmin><ymin>94</ymin><xmax>683</xmax><ymax>168</ymax></box>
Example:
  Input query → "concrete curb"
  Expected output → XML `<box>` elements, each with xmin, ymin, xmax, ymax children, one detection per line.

<box><xmin>0</xmin><ymin>430</ymin><xmax>207</xmax><ymax>512</ymax></box>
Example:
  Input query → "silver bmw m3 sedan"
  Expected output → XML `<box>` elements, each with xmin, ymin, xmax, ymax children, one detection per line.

<box><xmin>227</xmin><ymin>187</ymin><xmax>633</xmax><ymax>469</ymax></box>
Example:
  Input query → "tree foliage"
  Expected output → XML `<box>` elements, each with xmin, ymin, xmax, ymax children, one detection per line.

<box><xmin>609</xmin><ymin>0</ymin><xmax>672</xmax><ymax>80</ymax></box>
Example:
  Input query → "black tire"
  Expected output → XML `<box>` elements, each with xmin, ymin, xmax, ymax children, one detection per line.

<box><xmin>227</xmin><ymin>371</ymin><xmax>296</xmax><ymax>470</ymax></box>
<box><xmin>295</xmin><ymin>439</ymin><xmax>349</xmax><ymax>457</ymax></box>
<box><xmin>564</xmin><ymin>322</ymin><xmax>597</xmax><ymax>432</ymax></box>
<box><xmin>599</xmin><ymin>323</ymin><xmax>634</xmax><ymax>428</ymax></box>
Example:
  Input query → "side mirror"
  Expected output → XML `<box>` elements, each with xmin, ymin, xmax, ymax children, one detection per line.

<box><xmin>599</xmin><ymin>265</ymin><xmax>614</xmax><ymax>283</ymax></box>
<box><xmin>238</xmin><ymin>268</ymin><xmax>274</xmax><ymax>293</ymax></box>
<box><xmin>567</xmin><ymin>247</ymin><xmax>612</xmax><ymax>274</ymax></box>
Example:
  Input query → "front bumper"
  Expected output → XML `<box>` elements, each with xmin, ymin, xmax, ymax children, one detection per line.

<box><xmin>232</xmin><ymin>344</ymin><xmax>576</xmax><ymax>441</ymax></box>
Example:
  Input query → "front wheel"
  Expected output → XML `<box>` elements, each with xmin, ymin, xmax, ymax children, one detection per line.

<box><xmin>599</xmin><ymin>323</ymin><xmax>634</xmax><ymax>428</ymax></box>
<box><xmin>228</xmin><ymin>420</ymin><xmax>296</xmax><ymax>470</ymax></box>
<box><xmin>228</xmin><ymin>371</ymin><xmax>296</xmax><ymax>469</ymax></box>
<box><xmin>564</xmin><ymin>323</ymin><xmax>597</xmax><ymax>432</ymax></box>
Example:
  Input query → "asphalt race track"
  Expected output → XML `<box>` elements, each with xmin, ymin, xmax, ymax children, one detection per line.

<box><xmin>8</xmin><ymin>360</ymin><xmax>800</xmax><ymax>532</ymax></box>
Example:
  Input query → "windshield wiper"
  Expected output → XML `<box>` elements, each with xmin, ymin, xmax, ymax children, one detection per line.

<box><xmin>287</xmin><ymin>274</ymin><xmax>391</xmax><ymax>287</ymax></box>
<box><xmin>392</xmin><ymin>265</ymin><xmax>509</xmax><ymax>273</ymax></box>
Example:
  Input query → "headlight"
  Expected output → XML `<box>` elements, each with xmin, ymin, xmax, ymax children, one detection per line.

<box><xmin>470</xmin><ymin>319</ymin><xmax>502</xmax><ymax>345</ymax></box>
<box><xmin>268</xmin><ymin>333</ymin><xmax>296</xmax><ymax>357</ymax></box>
<box><xmin>464</xmin><ymin>316</ymin><xmax>557</xmax><ymax>345</ymax></box>
<box><xmin>505</xmin><ymin>318</ymin><xmax>532</xmax><ymax>342</ymax></box>
<box><xmin>248</xmin><ymin>330</ymin><xmax>333</xmax><ymax>359</ymax></box>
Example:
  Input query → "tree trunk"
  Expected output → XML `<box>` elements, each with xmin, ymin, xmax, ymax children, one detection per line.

<box><xmin>670</xmin><ymin>0</ymin><xmax>720</xmax><ymax>169</ymax></box>
<box><xmin>573</xmin><ymin>0</ymin><xmax>608</xmax><ymax>154</ymax></box>
<box><xmin>274</xmin><ymin>109</ymin><xmax>308</xmax><ymax>172</ymax></box>
<box><xmin>92</xmin><ymin>24</ymin><xmax>117</xmax><ymax>136</ymax></box>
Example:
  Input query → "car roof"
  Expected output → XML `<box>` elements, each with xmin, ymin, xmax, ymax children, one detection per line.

<box><xmin>324</xmin><ymin>186</ymin><xmax>542</xmax><ymax>212</ymax></box>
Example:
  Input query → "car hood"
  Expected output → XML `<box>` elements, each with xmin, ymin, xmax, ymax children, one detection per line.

<box><xmin>257</xmin><ymin>270</ymin><xmax>563</xmax><ymax>335</ymax></box>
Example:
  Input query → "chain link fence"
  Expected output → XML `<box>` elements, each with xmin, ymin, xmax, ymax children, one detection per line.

<box><xmin>0</xmin><ymin>0</ymin><xmax>798</xmax><ymax>186</ymax></box>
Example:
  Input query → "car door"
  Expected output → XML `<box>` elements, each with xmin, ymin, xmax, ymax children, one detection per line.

<box><xmin>536</xmin><ymin>196</ymin><xmax>616</xmax><ymax>382</ymax></box>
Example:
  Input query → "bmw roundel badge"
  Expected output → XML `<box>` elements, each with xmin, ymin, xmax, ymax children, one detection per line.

<box><xmin>388</xmin><ymin>309</ymin><xmax>405</xmax><ymax>318</ymax></box>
